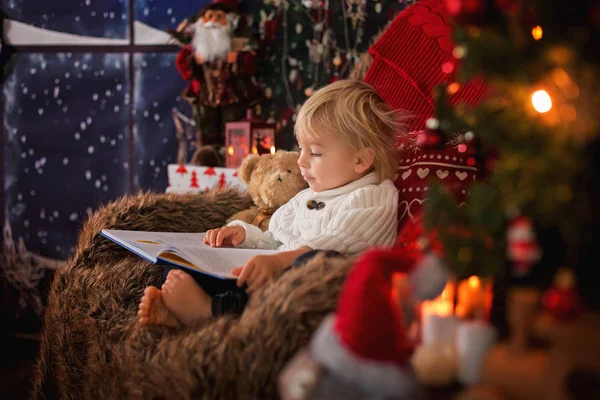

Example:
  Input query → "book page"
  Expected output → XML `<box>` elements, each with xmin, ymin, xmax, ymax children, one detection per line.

<box><xmin>101</xmin><ymin>230</ymin><xmax>208</xmax><ymax>261</ymax></box>
<box><xmin>163</xmin><ymin>246</ymin><xmax>278</xmax><ymax>279</ymax></box>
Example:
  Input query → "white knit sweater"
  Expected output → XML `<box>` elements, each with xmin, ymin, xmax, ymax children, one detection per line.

<box><xmin>228</xmin><ymin>172</ymin><xmax>399</xmax><ymax>255</ymax></box>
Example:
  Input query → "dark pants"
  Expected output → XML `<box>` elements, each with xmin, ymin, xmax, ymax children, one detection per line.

<box><xmin>160</xmin><ymin>250</ymin><xmax>344</xmax><ymax>317</ymax></box>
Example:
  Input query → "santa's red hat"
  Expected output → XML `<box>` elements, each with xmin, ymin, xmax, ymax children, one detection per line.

<box><xmin>310</xmin><ymin>248</ymin><xmax>448</xmax><ymax>397</ymax></box>
<box><xmin>210</xmin><ymin>0</ymin><xmax>239</xmax><ymax>12</ymax></box>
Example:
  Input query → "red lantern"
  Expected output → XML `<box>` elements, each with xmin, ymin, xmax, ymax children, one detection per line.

<box><xmin>225</xmin><ymin>109</ymin><xmax>276</xmax><ymax>168</ymax></box>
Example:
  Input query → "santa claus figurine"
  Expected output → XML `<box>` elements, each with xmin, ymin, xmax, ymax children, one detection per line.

<box><xmin>169</xmin><ymin>0</ymin><xmax>259</xmax><ymax>165</ymax></box>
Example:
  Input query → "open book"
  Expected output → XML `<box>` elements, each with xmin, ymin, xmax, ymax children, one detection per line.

<box><xmin>100</xmin><ymin>229</ymin><xmax>278</xmax><ymax>280</ymax></box>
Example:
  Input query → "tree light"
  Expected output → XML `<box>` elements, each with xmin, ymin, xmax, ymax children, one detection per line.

<box><xmin>532</xmin><ymin>25</ymin><xmax>543</xmax><ymax>40</ymax></box>
<box><xmin>532</xmin><ymin>90</ymin><xmax>552</xmax><ymax>113</ymax></box>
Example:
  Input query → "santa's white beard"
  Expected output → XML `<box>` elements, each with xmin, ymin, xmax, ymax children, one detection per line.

<box><xmin>191</xmin><ymin>20</ymin><xmax>232</xmax><ymax>63</ymax></box>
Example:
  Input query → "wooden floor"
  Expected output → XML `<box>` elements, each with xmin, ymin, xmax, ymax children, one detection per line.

<box><xmin>0</xmin><ymin>333</ymin><xmax>40</xmax><ymax>400</ymax></box>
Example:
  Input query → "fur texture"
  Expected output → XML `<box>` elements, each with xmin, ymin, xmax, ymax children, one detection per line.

<box><xmin>226</xmin><ymin>151</ymin><xmax>307</xmax><ymax>231</ymax></box>
<box><xmin>33</xmin><ymin>188</ymin><xmax>353</xmax><ymax>400</ymax></box>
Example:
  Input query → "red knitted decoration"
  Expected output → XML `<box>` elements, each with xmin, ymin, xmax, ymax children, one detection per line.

<box><xmin>365</xmin><ymin>0</ymin><xmax>488</xmax><ymax>132</ymax></box>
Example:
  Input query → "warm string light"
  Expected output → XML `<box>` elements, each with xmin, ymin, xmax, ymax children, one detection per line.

<box><xmin>270</xmin><ymin>145</ymin><xmax>276</xmax><ymax>154</ymax></box>
<box><xmin>531</xmin><ymin>25</ymin><xmax>544</xmax><ymax>40</ymax></box>
<box><xmin>227</xmin><ymin>146</ymin><xmax>234</xmax><ymax>156</ymax></box>
<box><xmin>532</xmin><ymin>90</ymin><xmax>552</xmax><ymax>113</ymax></box>
<box><xmin>531</xmin><ymin>25</ymin><xmax>543</xmax><ymax>40</ymax></box>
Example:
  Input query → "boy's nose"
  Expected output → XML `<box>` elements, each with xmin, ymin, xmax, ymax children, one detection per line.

<box><xmin>297</xmin><ymin>153</ymin><xmax>309</xmax><ymax>168</ymax></box>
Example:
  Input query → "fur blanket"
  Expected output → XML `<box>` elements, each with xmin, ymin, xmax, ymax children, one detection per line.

<box><xmin>32</xmin><ymin>188</ymin><xmax>354</xmax><ymax>399</ymax></box>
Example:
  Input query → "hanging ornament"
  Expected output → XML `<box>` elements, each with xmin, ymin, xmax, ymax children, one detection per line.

<box><xmin>506</xmin><ymin>216</ymin><xmax>542</xmax><ymax>277</ymax></box>
<box><xmin>263</xmin><ymin>18</ymin><xmax>279</xmax><ymax>42</ymax></box>
<box><xmin>306</xmin><ymin>40</ymin><xmax>321</xmax><ymax>64</ymax></box>
<box><xmin>265</xmin><ymin>87</ymin><xmax>273</xmax><ymax>99</ymax></box>
<box><xmin>346</xmin><ymin>0</ymin><xmax>367</xmax><ymax>29</ymax></box>
<box><xmin>333</xmin><ymin>55</ymin><xmax>342</xmax><ymax>66</ymax></box>
<box><xmin>541</xmin><ymin>268</ymin><xmax>583</xmax><ymax>321</ymax></box>
<box><xmin>302</xmin><ymin>0</ymin><xmax>322</xmax><ymax>9</ymax></box>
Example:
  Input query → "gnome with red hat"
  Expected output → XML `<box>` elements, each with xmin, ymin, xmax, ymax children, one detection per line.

<box><xmin>168</xmin><ymin>0</ymin><xmax>259</xmax><ymax>165</ymax></box>
<box><xmin>279</xmin><ymin>248</ymin><xmax>449</xmax><ymax>400</ymax></box>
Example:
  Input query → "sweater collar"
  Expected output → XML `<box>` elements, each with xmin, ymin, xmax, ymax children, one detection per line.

<box><xmin>309</xmin><ymin>172</ymin><xmax>379</xmax><ymax>198</ymax></box>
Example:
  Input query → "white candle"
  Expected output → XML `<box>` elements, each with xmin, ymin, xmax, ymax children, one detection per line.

<box><xmin>456</xmin><ymin>320</ymin><xmax>497</xmax><ymax>386</ymax></box>
<box><xmin>421</xmin><ymin>300</ymin><xmax>457</xmax><ymax>346</ymax></box>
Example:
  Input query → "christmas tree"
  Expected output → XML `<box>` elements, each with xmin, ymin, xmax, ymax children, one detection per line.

<box><xmin>423</xmin><ymin>0</ymin><xmax>600</xmax><ymax>309</ymax></box>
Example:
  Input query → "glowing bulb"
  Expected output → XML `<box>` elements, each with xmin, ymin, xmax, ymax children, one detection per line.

<box><xmin>532</xmin><ymin>90</ymin><xmax>552</xmax><ymax>113</ymax></box>
<box><xmin>227</xmin><ymin>146</ymin><xmax>234</xmax><ymax>156</ymax></box>
<box><xmin>270</xmin><ymin>145</ymin><xmax>276</xmax><ymax>154</ymax></box>
<box><xmin>531</xmin><ymin>25</ymin><xmax>543</xmax><ymax>40</ymax></box>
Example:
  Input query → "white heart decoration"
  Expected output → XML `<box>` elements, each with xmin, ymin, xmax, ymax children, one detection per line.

<box><xmin>417</xmin><ymin>168</ymin><xmax>430</xmax><ymax>179</ymax></box>
<box><xmin>436</xmin><ymin>170</ymin><xmax>449</xmax><ymax>179</ymax></box>
<box><xmin>402</xmin><ymin>169</ymin><xmax>412</xmax><ymax>180</ymax></box>
<box><xmin>456</xmin><ymin>171</ymin><xmax>468</xmax><ymax>181</ymax></box>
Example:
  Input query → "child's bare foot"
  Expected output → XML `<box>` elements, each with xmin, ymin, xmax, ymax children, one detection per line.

<box><xmin>161</xmin><ymin>269</ymin><xmax>212</xmax><ymax>326</ymax></box>
<box><xmin>138</xmin><ymin>286</ymin><xmax>181</xmax><ymax>328</ymax></box>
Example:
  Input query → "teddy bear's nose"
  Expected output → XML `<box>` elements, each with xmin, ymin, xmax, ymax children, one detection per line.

<box><xmin>277</xmin><ymin>176</ymin><xmax>283</xmax><ymax>182</ymax></box>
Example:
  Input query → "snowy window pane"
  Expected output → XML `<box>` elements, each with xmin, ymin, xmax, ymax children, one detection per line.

<box><xmin>3</xmin><ymin>53</ymin><xmax>131</xmax><ymax>259</ymax></box>
<box><xmin>133</xmin><ymin>53</ymin><xmax>187</xmax><ymax>191</ymax></box>
<box><xmin>133</xmin><ymin>0</ymin><xmax>207</xmax><ymax>43</ymax></box>
<box><xmin>2</xmin><ymin>0</ymin><xmax>129</xmax><ymax>40</ymax></box>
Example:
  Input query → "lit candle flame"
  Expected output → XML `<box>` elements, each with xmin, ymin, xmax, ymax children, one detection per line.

<box><xmin>270</xmin><ymin>146</ymin><xmax>276</xmax><ymax>154</ymax></box>
<box><xmin>227</xmin><ymin>146</ymin><xmax>234</xmax><ymax>156</ymax></box>
<box><xmin>468</xmin><ymin>275</ymin><xmax>480</xmax><ymax>289</ymax></box>
<box><xmin>532</xmin><ymin>90</ymin><xmax>552</xmax><ymax>113</ymax></box>
<box><xmin>252</xmin><ymin>146</ymin><xmax>258</xmax><ymax>154</ymax></box>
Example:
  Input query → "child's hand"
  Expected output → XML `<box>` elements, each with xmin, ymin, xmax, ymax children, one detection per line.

<box><xmin>203</xmin><ymin>226</ymin><xmax>246</xmax><ymax>247</ymax></box>
<box><xmin>231</xmin><ymin>254</ymin><xmax>286</xmax><ymax>294</ymax></box>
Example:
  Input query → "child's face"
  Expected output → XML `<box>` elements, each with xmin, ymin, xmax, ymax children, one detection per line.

<box><xmin>296</xmin><ymin>129</ymin><xmax>364</xmax><ymax>192</ymax></box>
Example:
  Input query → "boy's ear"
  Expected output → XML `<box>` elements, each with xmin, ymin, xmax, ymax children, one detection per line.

<box><xmin>354</xmin><ymin>148</ymin><xmax>375</xmax><ymax>174</ymax></box>
<box><xmin>238</xmin><ymin>154</ymin><xmax>260</xmax><ymax>184</ymax></box>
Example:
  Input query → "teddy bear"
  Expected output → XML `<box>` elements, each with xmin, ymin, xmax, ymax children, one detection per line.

<box><xmin>226</xmin><ymin>150</ymin><xmax>308</xmax><ymax>231</ymax></box>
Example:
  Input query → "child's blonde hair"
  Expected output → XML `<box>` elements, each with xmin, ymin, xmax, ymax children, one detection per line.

<box><xmin>295</xmin><ymin>79</ymin><xmax>407</xmax><ymax>182</ymax></box>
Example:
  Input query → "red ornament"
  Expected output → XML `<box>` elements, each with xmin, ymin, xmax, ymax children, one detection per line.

<box><xmin>263</xmin><ymin>19</ymin><xmax>279</xmax><ymax>42</ymax></box>
<box><xmin>506</xmin><ymin>216</ymin><xmax>542</xmax><ymax>277</ymax></box>
<box><xmin>542</xmin><ymin>288</ymin><xmax>583</xmax><ymax>321</ymax></box>
<box><xmin>541</xmin><ymin>269</ymin><xmax>583</xmax><ymax>321</ymax></box>
<box><xmin>446</xmin><ymin>0</ymin><xmax>485</xmax><ymax>19</ymax></box>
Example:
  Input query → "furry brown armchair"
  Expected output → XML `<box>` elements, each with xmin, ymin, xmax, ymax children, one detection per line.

<box><xmin>33</xmin><ymin>188</ymin><xmax>354</xmax><ymax>399</ymax></box>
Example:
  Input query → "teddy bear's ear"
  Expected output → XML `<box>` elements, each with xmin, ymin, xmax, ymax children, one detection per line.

<box><xmin>238</xmin><ymin>154</ymin><xmax>260</xmax><ymax>184</ymax></box>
